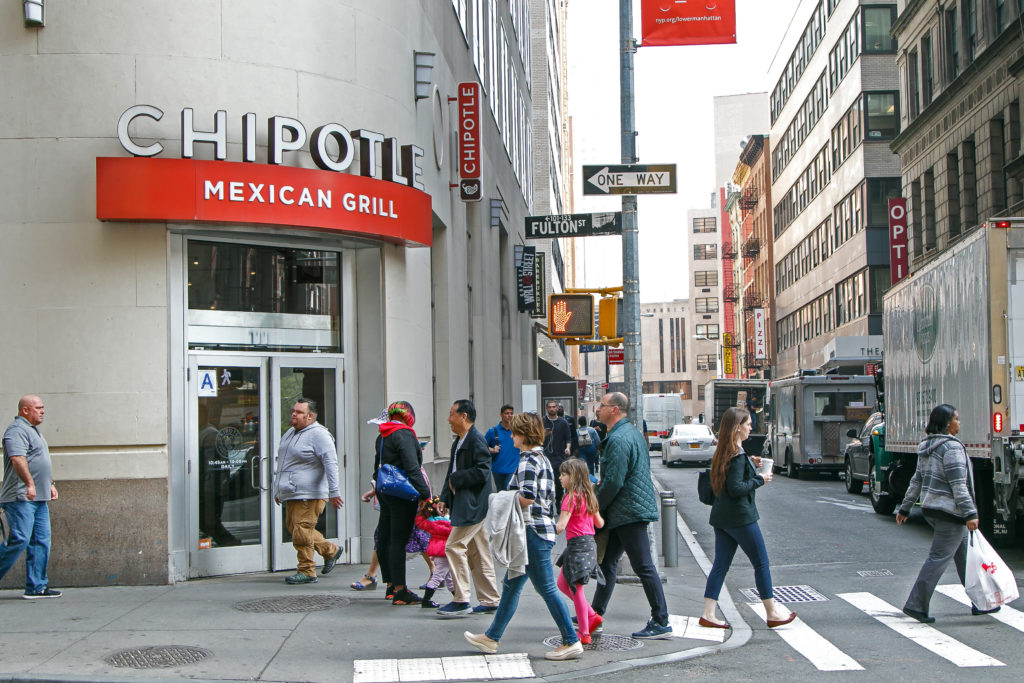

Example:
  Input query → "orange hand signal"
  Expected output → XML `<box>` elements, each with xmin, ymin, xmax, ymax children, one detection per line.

<box><xmin>552</xmin><ymin>298</ymin><xmax>574</xmax><ymax>332</ymax></box>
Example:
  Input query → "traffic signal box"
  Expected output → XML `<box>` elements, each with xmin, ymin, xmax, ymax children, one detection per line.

<box><xmin>598</xmin><ymin>296</ymin><xmax>619</xmax><ymax>339</ymax></box>
<box><xmin>548</xmin><ymin>294</ymin><xmax>594</xmax><ymax>338</ymax></box>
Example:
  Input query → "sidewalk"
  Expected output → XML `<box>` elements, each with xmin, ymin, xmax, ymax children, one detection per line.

<box><xmin>0</xmin><ymin>471</ymin><xmax>745</xmax><ymax>683</ymax></box>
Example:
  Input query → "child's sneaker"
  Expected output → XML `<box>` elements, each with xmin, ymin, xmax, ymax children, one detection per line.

<box><xmin>578</xmin><ymin>631</ymin><xmax>591</xmax><ymax>645</ymax></box>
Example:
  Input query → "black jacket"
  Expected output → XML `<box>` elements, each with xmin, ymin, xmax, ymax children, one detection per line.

<box><xmin>543</xmin><ymin>415</ymin><xmax>572</xmax><ymax>465</ymax></box>
<box><xmin>709</xmin><ymin>453</ymin><xmax>764</xmax><ymax>529</ymax></box>
<box><xmin>439</xmin><ymin>425</ymin><xmax>493</xmax><ymax>526</ymax></box>
<box><xmin>374</xmin><ymin>429</ymin><xmax>430</xmax><ymax>500</ymax></box>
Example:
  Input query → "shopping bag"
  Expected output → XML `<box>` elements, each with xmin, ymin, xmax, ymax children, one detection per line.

<box><xmin>964</xmin><ymin>529</ymin><xmax>1020</xmax><ymax>611</ymax></box>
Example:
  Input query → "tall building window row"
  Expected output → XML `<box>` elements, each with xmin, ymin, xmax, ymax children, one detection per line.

<box><xmin>833</xmin><ymin>181</ymin><xmax>865</xmax><ymax>247</ymax></box>
<box><xmin>773</xmin><ymin>145</ymin><xmax>831</xmax><ymax>238</ymax></box>
<box><xmin>694</xmin><ymin>244</ymin><xmax>718</xmax><ymax>260</ymax></box>
<box><xmin>695</xmin><ymin>270</ymin><xmax>718</xmax><ymax>287</ymax></box>
<box><xmin>776</xmin><ymin>291</ymin><xmax>834</xmax><ymax>353</ymax></box>
<box><xmin>831</xmin><ymin>96</ymin><xmax>862</xmax><ymax>170</ymax></box>
<box><xmin>835</xmin><ymin>269</ymin><xmax>869</xmax><ymax>327</ymax></box>
<box><xmin>775</xmin><ymin>217</ymin><xmax>834</xmax><ymax>294</ymax></box>
<box><xmin>827</xmin><ymin>0</ymin><xmax>842</xmax><ymax>16</ymax></box>
<box><xmin>695</xmin><ymin>297</ymin><xmax>719</xmax><ymax>313</ymax></box>
<box><xmin>692</xmin><ymin>216</ymin><xmax>717</xmax><ymax>233</ymax></box>
<box><xmin>772</xmin><ymin>70</ymin><xmax>830</xmax><ymax>181</ymax></box>
<box><xmin>770</xmin><ymin>1</ymin><xmax>827</xmax><ymax>124</ymax></box>
<box><xmin>829</xmin><ymin>11</ymin><xmax>862</xmax><ymax>91</ymax></box>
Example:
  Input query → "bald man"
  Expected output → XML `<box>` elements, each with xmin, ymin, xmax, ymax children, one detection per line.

<box><xmin>0</xmin><ymin>396</ymin><xmax>61</xmax><ymax>598</ymax></box>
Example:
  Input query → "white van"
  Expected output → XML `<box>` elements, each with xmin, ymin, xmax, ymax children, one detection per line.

<box><xmin>642</xmin><ymin>393</ymin><xmax>684</xmax><ymax>451</ymax></box>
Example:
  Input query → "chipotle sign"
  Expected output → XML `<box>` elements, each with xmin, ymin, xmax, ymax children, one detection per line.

<box><xmin>96</xmin><ymin>105</ymin><xmax>432</xmax><ymax>246</ymax></box>
<box><xmin>458</xmin><ymin>83</ymin><xmax>482</xmax><ymax>202</ymax></box>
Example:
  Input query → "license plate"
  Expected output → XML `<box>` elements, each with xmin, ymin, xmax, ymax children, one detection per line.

<box><xmin>689</xmin><ymin>443</ymin><xmax>701</xmax><ymax>449</ymax></box>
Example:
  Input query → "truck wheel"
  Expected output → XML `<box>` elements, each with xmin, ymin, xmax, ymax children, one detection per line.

<box><xmin>786</xmin><ymin>452</ymin><xmax>799</xmax><ymax>479</ymax></box>
<box><xmin>845</xmin><ymin>458</ymin><xmax>863</xmax><ymax>494</ymax></box>
<box><xmin>869</xmin><ymin>461</ymin><xmax>897</xmax><ymax>515</ymax></box>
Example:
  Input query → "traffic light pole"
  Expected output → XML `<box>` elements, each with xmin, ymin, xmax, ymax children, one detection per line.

<box><xmin>619</xmin><ymin>0</ymin><xmax>642</xmax><ymax>427</ymax></box>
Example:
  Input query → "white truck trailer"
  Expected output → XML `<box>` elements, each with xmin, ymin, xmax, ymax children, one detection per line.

<box><xmin>883</xmin><ymin>219</ymin><xmax>1024</xmax><ymax>540</ymax></box>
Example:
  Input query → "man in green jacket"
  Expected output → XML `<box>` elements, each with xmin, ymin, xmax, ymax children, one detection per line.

<box><xmin>592</xmin><ymin>392</ymin><xmax>672</xmax><ymax>639</ymax></box>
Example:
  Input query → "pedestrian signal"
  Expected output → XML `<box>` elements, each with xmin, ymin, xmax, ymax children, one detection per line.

<box><xmin>548</xmin><ymin>294</ymin><xmax>594</xmax><ymax>338</ymax></box>
<box><xmin>598</xmin><ymin>297</ymin><xmax>620</xmax><ymax>339</ymax></box>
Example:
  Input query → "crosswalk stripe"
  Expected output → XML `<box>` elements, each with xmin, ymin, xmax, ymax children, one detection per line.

<box><xmin>353</xmin><ymin>653</ymin><xmax>534</xmax><ymax>682</ymax></box>
<box><xmin>936</xmin><ymin>584</ymin><xmax>1024</xmax><ymax>633</ymax></box>
<box><xmin>837</xmin><ymin>592</ymin><xmax>1005</xmax><ymax>668</ymax></box>
<box><xmin>747</xmin><ymin>603</ymin><xmax>863</xmax><ymax>671</ymax></box>
<box><xmin>668</xmin><ymin>614</ymin><xmax>728</xmax><ymax>642</ymax></box>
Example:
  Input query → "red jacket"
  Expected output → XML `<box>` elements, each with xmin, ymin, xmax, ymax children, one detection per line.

<box><xmin>415</xmin><ymin>515</ymin><xmax>452</xmax><ymax>558</ymax></box>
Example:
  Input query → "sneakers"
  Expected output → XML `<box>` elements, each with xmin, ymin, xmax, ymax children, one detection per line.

<box><xmin>471</xmin><ymin>604</ymin><xmax>498</xmax><ymax>614</ymax></box>
<box><xmin>578</xmin><ymin>632</ymin><xmax>592</xmax><ymax>645</ymax></box>
<box><xmin>23</xmin><ymin>588</ymin><xmax>62</xmax><ymax>600</ymax></box>
<box><xmin>321</xmin><ymin>547</ymin><xmax>343</xmax><ymax>575</ymax></box>
<box><xmin>392</xmin><ymin>589</ymin><xmax>422</xmax><ymax>605</ymax></box>
<box><xmin>572</xmin><ymin>614</ymin><xmax>604</xmax><ymax>634</ymax></box>
<box><xmin>632</xmin><ymin>619</ymin><xmax>673</xmax><ymax>639</ymax></box>
<box><xmin>285</xmin><ymin>572</ymin><xmax>318</xmax><ymax>585</ymax></box>
<box><xmin>464</xmin><ymin>631</ymin><xmax>498</xmax><ymax>654</ymax></box>
<box><xmin>544</xmin><ymin>641</ymin><xmax>584</xmax><ymax>661</ymax></box>
<box><xmin>437</xmin><ymin>601</ymin><xmax>473</xmax><ymax>617</ymax></box>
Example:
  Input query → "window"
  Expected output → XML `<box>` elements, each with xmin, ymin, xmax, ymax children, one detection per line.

<box><xmin>833</xmin><ymin>182</ymin><xmax>865</xmax><ymax>247</ymax></box>
<box><xmin>696</xmin><ymin>324</ymin><xmax>719</xmax><ymax>339</ymax></box>
<box><xmin>813</xmin><ymin>391</ymin><xmax>868</xmax><ymax>416</ymax></box>
<box><xmin>452</xmin><ymin>0</ymin><xmax>468</xmax><ymax>39</ymax></box>
<box><xmin>947</xmin><ymin>151</ymin><xmax>962</xmax><ymax>238</ymax></box>
<box><xmin>997</xmin><ymin>0</ymin><xmax>1007</xmax><ymax>33</ymax></box>
<box><xmin>836</xmin><ymin>270</ymin><xmax>868</xmax><ymax>326</ymax></box>
<box><xmin>965</xmin><ymin>0</ymin><xmax>977</xmax><ymax>63</ymax></box>
<box><xmin>864</xmin><ymin>92</ymin><xmax>899</xmax><ymax>138</ymax></box>
<box><xmin>692</xmin><ymin>217</ymin><xmax>717</xmax><ymax>233</ymax></box>
<box><xmin>866</xmin><ymin>178</ymin><xmax>902</xmax><ymax>226</ymax></box>
<box><xmin>831</xmin><ymin>98</ymin><xmax>863</xmax><ymax>169</ymax></box>
<box><xmin>870</xmin><ymin>267</ymin><xmax>890</xmax><ymax>314</ymax></box>
<box><xmin>697</xmin><ymin>384</ymin><xmax>705</xmax><ymax>401</ymax></box>
<box><xmin>946</xmin><ymin>8</ymin><xmax>959</xmax><ymax>81</ymax></box>
<box><xmin>697</xmin><ymin>355</ymin><xmax>717</xmax><ymax>371</ymax></box>
<box><xmin>921</xmin><ymin>34</ymin><xmax>933</xmax><ymax>106</ymax></box>
<box><xmin>770</xmin><ymin>1</ymin><xmax>827</xmax><ymax>123</ymax></box>
<box><xmin>694</xmin><ymin>244</ymin><xmax>718</xmax><ymax>260</ymax></box>
<box><xmin>862</xmin><ymin>5</ymin><xmax>896</xmax><ymax>52</ymax></box>
<box><xmin>694</xmin><ymin>270</ymin><xmax>718</xmax><ymax>287</ymax></box>
<box><xmin>695</xmin><ymin>297</ymin><xmax>720</xmax><ymax>313</ymax></box>
<box><xmin>829</xmin><ymin>11</ymin><xmax>862</xmax><ymax>91</ymax></box>
<box><xmin>471</xmin><ymin>0</ymin><xmax>486</xmax><ymax>80</ymax></box>
<box><xmin>908</xmin><ymin>48</ymin><xmax>920</xmax><ymax>119</ymax></box>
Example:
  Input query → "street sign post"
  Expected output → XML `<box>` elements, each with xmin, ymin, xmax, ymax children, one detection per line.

<box><xmin>583</xmin><ymin>164</ymin><xmax>677</xmax><ymax>195</ymax></box>
<box><xmin>525</xmin><ymin>212</ymin><xmax>622</xmax><ymax>239</ymax></box>
<box><xmin>607</xmin><ymin>349</ymin><xmax>625</xmax><ymax>365</ymax></box>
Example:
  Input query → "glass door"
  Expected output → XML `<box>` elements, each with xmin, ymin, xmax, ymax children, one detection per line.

<box><xmin>189</xmin><ymin>356</ymin><xmax>269</xmax><ymax>576</ymax></box>
<box><xmin>269</xmin><ymin>357</ymin><xmax>346</xmax><ymax>571</ymax></box>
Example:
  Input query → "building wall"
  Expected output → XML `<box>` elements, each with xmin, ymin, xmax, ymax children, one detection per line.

<box><xmin>640</xmin><ymin>300</ymin><xmax>691</xmax><ymax>400</ymax></box>
<box><xmin>0</xmin><ymin>0</ymin><xmax>547</xmax><ymax>585</ymax></box>
<box><xmin>686</xmin><ymin>207</ymin><xmax>722</xmax><ymax>420</ymax></box>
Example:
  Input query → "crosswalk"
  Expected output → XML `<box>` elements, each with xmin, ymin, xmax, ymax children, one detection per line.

<box><xmin>755</xmin><ymin>584</ymin><xmax>1022</xmax><ymax>672</ymax></box>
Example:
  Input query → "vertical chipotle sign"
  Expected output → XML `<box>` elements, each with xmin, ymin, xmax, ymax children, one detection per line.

<box><xmin>888</xmin><ymin>198</ymin><xmax>909</xmax><ymax>285</ymax></box>
<box><xmin>458</xmin><ymin>82</ymin><xmax>482</xmax><ymax>202</ymax></box>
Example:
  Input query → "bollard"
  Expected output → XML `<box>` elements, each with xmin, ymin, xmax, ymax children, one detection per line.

<box><xmin>661</xmin><ymin>496</ymin><xmax>678</xmax><ymax>567</ymax></box>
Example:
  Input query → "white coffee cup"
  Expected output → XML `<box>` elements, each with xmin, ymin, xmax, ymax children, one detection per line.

<box><xmin>759</xmin><ymin>457</ymin><xmax>774</xmax><ymax>476</ymax></box>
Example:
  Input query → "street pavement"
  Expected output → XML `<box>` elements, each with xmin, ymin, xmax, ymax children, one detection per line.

<box><xmin>0</xmin><ymin>458</ymin><xmax>740</xmax><ymax>683</ymax></box>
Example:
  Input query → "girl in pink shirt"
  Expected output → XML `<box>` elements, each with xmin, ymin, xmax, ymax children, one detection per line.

<box><xmin>555</xmin><ymin>458</ymin><xmax>605</xmax><ymax>644</ymax></box>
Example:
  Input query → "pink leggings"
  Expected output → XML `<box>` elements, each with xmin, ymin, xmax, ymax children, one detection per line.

<box><xmin>557</xmin><ymin>569</ymin><xmax>598</xmax><ymax>634</ymax></box>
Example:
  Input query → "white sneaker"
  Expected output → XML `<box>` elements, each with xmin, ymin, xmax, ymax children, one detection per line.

<box><xmin>544</xmin><ymin>640</ymin><xmax>584</xmax><ymax>661</ymax></box>
<box><xmin>464</xmin><ymin>631</ymin><xmax>498</xmax><ymax>654</ymax></box>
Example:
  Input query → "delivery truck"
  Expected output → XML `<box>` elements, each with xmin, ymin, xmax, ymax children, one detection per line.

<box><xmin>880</xmin><ymin>219</ymin><xmax>1024</xmax><ymax>540</ymax></box>
<box><xmin>704</xmin><ymin>378</ymin><xmax>770</xmax><ymax>454</ymax></box>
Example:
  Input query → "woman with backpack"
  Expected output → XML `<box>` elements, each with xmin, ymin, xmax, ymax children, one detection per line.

<box><xmin>576</xmin><ymin>416</ymin><xmax>599</xmax><ymax>476</ymax></box>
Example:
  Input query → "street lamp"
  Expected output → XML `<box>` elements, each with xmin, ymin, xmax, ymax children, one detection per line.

<box><xmin>693</xmin><ymin>335</ymin><xmax>723</xmax><ymax>380</ymax></box>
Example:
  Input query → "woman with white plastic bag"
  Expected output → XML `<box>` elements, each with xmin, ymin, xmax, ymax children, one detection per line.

<box><xmin>965</xmin><ymin>529</ymin><xmax>1020</xmax><ymax>611</ymax></box>
<box><xmin>896</xmin><ymin>404</ymin><xmax>1000</xmax><ymax>622</ymax></box>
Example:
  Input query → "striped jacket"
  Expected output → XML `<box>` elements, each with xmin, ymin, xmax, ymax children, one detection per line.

<box><xmin>898</xmin><ymin>434</ymin><xmax>977</xmax><ymax>522</ymax></box>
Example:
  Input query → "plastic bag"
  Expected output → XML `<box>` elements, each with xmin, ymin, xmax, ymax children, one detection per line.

<box><xmin>965</xmin><ymin>529</ymin><xmax>1020</xmax><ymax>611</ymax></box>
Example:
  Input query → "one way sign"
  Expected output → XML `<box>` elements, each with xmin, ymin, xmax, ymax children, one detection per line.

<box><xmin>583</xmin><ymin>164</ymin><xmax>677</xmax><ymax>195</ymax></box>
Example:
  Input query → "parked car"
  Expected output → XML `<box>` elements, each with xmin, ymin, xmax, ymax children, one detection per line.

<box><xmin>662</xmin><ymin>424</ymin><xmax>716</xmax><ymax>467</ymax></box>
<box><xmin>842</xmin><ymin>411</ymin><xmax>884</xmax><ymax>494</ymax></box>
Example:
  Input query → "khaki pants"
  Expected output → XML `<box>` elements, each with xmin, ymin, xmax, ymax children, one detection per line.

<box><xmin>445</xmin><ymin>520</ymin><xmax>500</xmax><ymax>606</ymax></box>
<box><xmin>285</xmin><ymin>499</ymin><xmax>338</xmax><ymax>577</ymax></box>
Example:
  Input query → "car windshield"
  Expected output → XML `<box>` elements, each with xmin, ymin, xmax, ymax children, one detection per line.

<box><xmin>675</xmin><ymin>425</ymin><xmax>713</xmax><ymax>438</ymax></box>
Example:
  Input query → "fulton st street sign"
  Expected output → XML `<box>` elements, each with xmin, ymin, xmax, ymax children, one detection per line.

<box><xmin>525</xmin><ymin>212</ymin><xmax>622</xmax><ymax>239</ymax></box>
<box><xmin>582</xmin><ymin>164</ymin><xmax>677</xmax><ymax>195</ymax></box>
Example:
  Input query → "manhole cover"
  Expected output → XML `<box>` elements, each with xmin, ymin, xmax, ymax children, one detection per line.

<box><xmin>857</xmin><ymin>569</ymin><xmax>894</xmax><ymax>577</ymax></box>
<box><xmin>233</xmin><ymin>594</ymin><xmax>350</xmax><ymax>613</ymax></box>
<box><xmin>740</xmin><ymin>585</ymin><xmax>829</xmax><ymax>603</ymax></box>
<box><xmin>541</xmin><ymin>634</ymin><xmax>642</xmax><ymax>651</ymax></box>
<box><xmin>106</xmin><ymin>646</ymin><xmax>210</xmax><ymax>669</ymax></box>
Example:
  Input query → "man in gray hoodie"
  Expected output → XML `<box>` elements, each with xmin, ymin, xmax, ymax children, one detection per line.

<box><xmin>273</xmin><ymin>398</ymin><xmax>343</xmax><ymax>584</ymax></box>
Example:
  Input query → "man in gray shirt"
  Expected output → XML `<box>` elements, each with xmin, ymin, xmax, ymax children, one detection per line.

<box><xmin>0</xmin><ymin>395</ymin><xmax>61</xmax><ymax>598</ymax></box>
<box><xmin>273</xmin><ymin>398</ymin><xmax>343</xmax><ymax>584</ymax></box>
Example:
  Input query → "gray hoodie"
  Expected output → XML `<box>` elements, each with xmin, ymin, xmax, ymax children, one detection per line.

<box><xmin>898</xmin><ymin>434</ymin><xmax>977</xmax><ymax>522</ymax></box>
<box><xmin>273</xmin><ymin>422</ymin><xmax>341</xmax><ymax>502</ymax></box>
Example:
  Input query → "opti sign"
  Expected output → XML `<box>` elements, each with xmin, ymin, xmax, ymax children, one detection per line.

<box><xmin>888</xmin><ymin>198</ymin><xmax>909</xmax><ymax>285</ymax></box>
<box><xmin>458</xmin><ymin>82</ymin><xmax>482</xmax><ymax>202</ymax></box>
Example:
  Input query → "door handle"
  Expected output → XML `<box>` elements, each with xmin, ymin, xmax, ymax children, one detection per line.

<box><xmin>259</xmin><ymin>456</ymin><xmax>269</xmax><ymax>491</ymax></box>
<box><xmin>250</xmin><ymin>454</ymin><xmax>260</xmax><ymax>490</ymax></box>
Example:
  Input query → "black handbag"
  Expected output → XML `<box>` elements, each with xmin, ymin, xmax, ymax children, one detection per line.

<box><xmin>697</xmin><ymin>469</ymin><xmax>715</xmax><ymax>506</ymax></box>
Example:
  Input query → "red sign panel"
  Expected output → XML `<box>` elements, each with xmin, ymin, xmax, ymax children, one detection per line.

<box><xmin>607</xmin><ymin>349</ymin><xmax>625</xmax><ymax>365</ymax></box>
<box><xmin>888</xmin><ymin>198</ymin><xmax>909</xmax><ymax>285</ymax></box>
<box><xmin>640</xmin><ymin>0</ymin><xmax>737</xmax><ymax>47</ymax></box>
<box><xmin>458</xmin><ymin>82</ymin><xmax>482</xmax><ymax>202</ymax></box>
<box><xmin>96</xmin><ymin>157</ymin><xmax>432</xmax><ymax>247</ymax></box>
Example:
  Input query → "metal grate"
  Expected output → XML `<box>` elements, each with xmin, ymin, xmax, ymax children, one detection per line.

<box><xmin>541</xmin><ymin>634</ymin><xmax>643</xmax><ymax>652</ymax></box>
<box><xmin>857</xmin><ymin>569</ymin><xmax>894</xmax><ymax>577</ymax></box>
<box><xmin>741</xmin><ymin>585</ymin><xmax>829</xmax><ymax>603</ymax></box>
<box><xmin>106</xmin><ymin>646</ymin><xmax>210</xmax><ymax>669</ymax></box>
<box><xmin>233</xmin><ymin>594</ymin><xmax>349</xmax><ymax>613</ymax></box>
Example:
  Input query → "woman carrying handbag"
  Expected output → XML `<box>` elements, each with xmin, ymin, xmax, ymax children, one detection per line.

<box><xmin>700</xmin><ymin>407</ymin><xmax>795</xmax><ymax>629</ymax></box>
<box><xmin>374</xmin><ymin>401</ymin><xmax>431</xmax><ymax>605</ymax></box>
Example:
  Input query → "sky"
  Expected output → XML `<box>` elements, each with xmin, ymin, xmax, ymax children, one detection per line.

<box><xmin>567</xmin><ymin>0</ymin><xmax>802</xmax><ymax>303</ymax></box>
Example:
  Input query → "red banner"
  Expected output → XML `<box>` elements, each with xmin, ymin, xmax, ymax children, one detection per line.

<box><xmin>96</xmin><ymin>157</ymin><xmax>432</xmax><ymax>247</ymax></box>
<box><xmin>458</xmin><ymin>82</ymin><xmax>482</xmax><ymax>202</ymax></box>
<box><xmin>641</xmin><ymin>0</ymin><xmax>737</xmax><ymax>46</ymax></box>
<box><xmin>888</xmin><ymin>198</ymin><xmax>909</xmax><ymax>285</ymax></box>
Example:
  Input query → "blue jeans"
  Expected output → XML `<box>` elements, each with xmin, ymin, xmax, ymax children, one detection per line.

<box><xmin>485</xmin><ymin>527</ymin><xmax>578</xmax><ymax>645</ymax></box>
<box><xmin>704</xmin><ymin>522</ymin><xmax>772</xmax><ymax>601</ymax></box>
<box><xmin>0</xmin><ymin>501</ymin><xmax>52</xmax><ymax>593</ymax></box>
<box><xmin>493</xmin><ymin>472</ymin><xmax>514</xmax><ymax>492</ymax></box>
